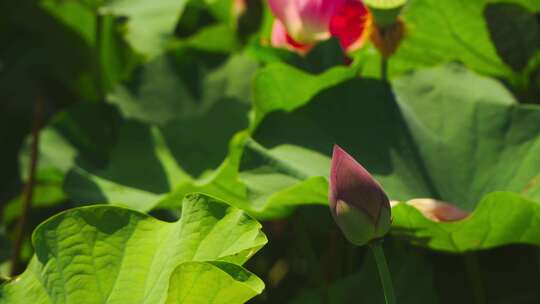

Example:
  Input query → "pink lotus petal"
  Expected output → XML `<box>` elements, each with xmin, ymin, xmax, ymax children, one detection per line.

<box><xmin>271</xmin><ymin>20</ymin><xmax>313</xmax><ymax>54</ymax></box>
<box><xmin>406</xmin><ymin>199</ymin><xmax>470</xmax><ymax>222</ymax></box>
<box><xmin>233</xmin><ymin>0</ymin><xmax>246</xmax><ymax>17</ymax></box>
<box><xmin>330</xmin><ymin>0</ymin><xmax>371</xmax><ymax>51</ymax></box>
<box><xmin>268</xmin><ymin>0</ymin><xmax>345</xmax><ymax>43</ymax></box>
<box><xmin>268</xmin><ymin>0</ymin><xmax>371</xmax><ymax>54</ymax></box>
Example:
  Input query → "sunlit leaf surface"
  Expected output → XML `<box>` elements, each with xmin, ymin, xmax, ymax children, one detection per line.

<box><xmin>0</xmin><ymin>194</ymin><xmax>266</xmax><ymax>304</ymax></box>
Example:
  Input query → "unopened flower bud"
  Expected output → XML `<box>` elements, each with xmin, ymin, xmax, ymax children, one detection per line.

<box><xmin>329</xmin><ymin>145</ymin><xmax>391</xmax><ymax>246</ymax></box>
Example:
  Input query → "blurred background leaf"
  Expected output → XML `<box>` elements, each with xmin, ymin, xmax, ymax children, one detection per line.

<box><xmin>485</xmin><ymin>2</ymin><xmax>539</xmax><ymax>72</ymax></box>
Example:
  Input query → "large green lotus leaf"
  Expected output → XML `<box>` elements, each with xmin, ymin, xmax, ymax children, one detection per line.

<box><xmin>358</xmin><ymin>0</ymin><xmax>517</xmax><ymax>78</ymax></box>
<box><xmin>252</xmin><ymin>63</ymin><xmax>358</xmax><ymax>126</ymax></box>
<box><xmin>20</xmin><ymin>102</ymin><xmax>120</xmax><ymax>178</ymax></box>
<box><xmin>156</xmin><ymin>132</ymin><xmax>250</xmax><ymax>213</ymax></box>
<box><xmin>100</xmin><ymin>0</ymin><xmax>187</xmax><ymax>57</ymax></box>
<box><xmin>166</xmin><ymin>261</ymin><xmax>264</xmax><ymax>304</ymax></box>
<box><xmin>27</xmin><ymin>53</ymin><xmax>256</xmax><ymax>212</ymax></box>
<box><xmin>235</xmin><ymin>63</ymin><xmax>540</xmax><ymax>249</ymax></box>
<box><xmin>172</xmin><ymin>24</ymin><xmax>240</xmax><ymax>53</ymax></box>
<box><xmin>40</xmin><ymin>0</ymin><xmax>98</xmax><ymax>46</ymax></box>
<box><xmin>484</xmin><ymin>2</ymin><xmax>540</xmax><ymax>71</ymax></box>
<box><xmin>393</xmin><ymin>192</ymin><xmax>540</xmax><ymax>252</ymax></box>
<box><xmin>392</xmin><ymin>62</ymin><xmax>516</xmax><ymax>105</ymax></box>
<box><xmin>38</xmin><ymin>1</ymin><xmax>140</xmax><ymax>98</ymax></box>
<box><xmin>40</xmin><ymin>0</ymin><xmax>190</xmax><ymax>58</ymax></box>
<box><xmin>62</xmin><ymin>120</ymin><xmax>187</xmax><ymax>210</ymax></box>
<box><xmin>250</xmin><ymin>63</ymin><xmax>539</xmax><ymax>208</ymax></box>
<box><xmin>158</xmin><ymin>133</ymin><xmax>331</xmax><ymax>219</ymax></box>
<box><xmin>106</xmin><ymin>54</ymin><xmax>197</xmax><ymax>125</ymax></box>
<box><xmin>58</xmin><ymin>99</ymin><xmax>249</xmax><ymax>211</ymax></box>
<box><xmin>392</xmin><ymin>64</ymin><xmax>540</xmax><ymax>208</ymax></box>
<box><xmin>62</xmin><ymin>56</ymin><xmax>351</xmax><ymax>216</ymax></box>
<box><xmin>63</xmin><ymin>57</ymin><xmax>255</xmax><ymax>210</ymax></box>
<box><xmin>156</xmin><ymin>64</ymin><xmax>359</xmax><ymax>217</ymax></box>
<box><xmin>0</xmin><ymin>194</ymin><xmax>266</xmax><ymax>304</ymax></box>
<box><xmin>15</xmin><ymin>102</ymin><xmax>120</xmax><ymax>212</ymax></box>
<box><xmin>108</xmin><ymin>51</ymin><xmax>257</xmax><ymax>125</ymax></box>
<box><xmin>240</xmin><ymin>77</ymin><xmax>429</xmax><ymax>213</ymax></box>
<box><xmin>163</xmin><ymin>62</ymin><xmax>539</xmax><ymax>219</ymax></box>
<box><xmin>13</xmin><ymin>102</ymin><xmax>120</xmax><ymax>221</ymax></box>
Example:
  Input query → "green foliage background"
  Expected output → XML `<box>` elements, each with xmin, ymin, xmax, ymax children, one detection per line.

<box><xmin>1</xmin><ymin>0</ymin><xmax>540</xmax><ymax>303</ymax></box>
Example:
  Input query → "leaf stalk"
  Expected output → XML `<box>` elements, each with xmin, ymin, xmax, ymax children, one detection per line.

<box><xmin>9</xmin><ymin>96</ymin><xmax>43</xmax><ymax>276</ymax></box>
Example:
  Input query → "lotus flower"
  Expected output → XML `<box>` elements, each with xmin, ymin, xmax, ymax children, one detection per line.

<box><xmin>329</xmin><ymin>145</ymin><xmax>391</xmax><ymax>246</ymax></box>
<box><xmin>269</xmin><ymin>0</ymin><xmax>371</xmax><ymax>54</ymax></box>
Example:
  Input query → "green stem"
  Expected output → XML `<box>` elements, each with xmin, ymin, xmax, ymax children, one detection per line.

<box><xmin>369</xmin><ymin>240</ymin><xmax>396</xmax><ymax>304</ymax></box>
<box><xmin>381</xmin><ymin>57</ymin><xmax>388</xmax><ymax>82</ymax></box>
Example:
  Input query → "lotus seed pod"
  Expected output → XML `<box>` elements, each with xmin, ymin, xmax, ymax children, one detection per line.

<box><xmin>363</xmin><ymin>0</ymin><xmax>407</xmax><ymax>28</ymax></box>
<box><xmin>364</xmin><ymin>0</ymin><xmax>407</xmax><ymax>58</ymax></box>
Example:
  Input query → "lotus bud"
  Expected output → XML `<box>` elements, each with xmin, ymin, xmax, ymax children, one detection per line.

<box><xmin>329</xmin><ymin>145</ymin><xmax>391</xmax><ymax>246</ymax></box>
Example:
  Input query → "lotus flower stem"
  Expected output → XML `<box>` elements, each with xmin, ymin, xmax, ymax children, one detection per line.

<box><xmin>369</xmin><ymin>240</ymin><xmax>396</xmax><ymax>304</ymax></box>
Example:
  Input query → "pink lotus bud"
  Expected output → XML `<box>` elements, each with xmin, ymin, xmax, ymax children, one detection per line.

<box><xmin>268</xmin><ymin>0</ymin><xmax>371</xmax><ymax>53</ymax></box>
<box><xmin>329</xmin><ymin>145</ymin><xmax>391</xmax><ymax>246</ymax></box>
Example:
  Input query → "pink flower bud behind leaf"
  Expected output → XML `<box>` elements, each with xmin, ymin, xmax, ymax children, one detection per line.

<box><xmin>329</xmin><ymin>145</ymin><xmax>391</xmax><ymax>246</ymax></box>
<box><xmin>233</xmin><ymin>0</ymin><xmax>247</xmax><ymax>17</ymax></box>
<box><xmin>406</xmin><ymin>199</ymin><xmax>470</xmax><ymax>222</ymax></box>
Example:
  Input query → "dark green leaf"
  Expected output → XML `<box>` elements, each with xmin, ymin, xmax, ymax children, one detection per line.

<box><xmin>485</xmin><ymin>3</ymin><xmax>540</xmax><ymax>71</ymax></box>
